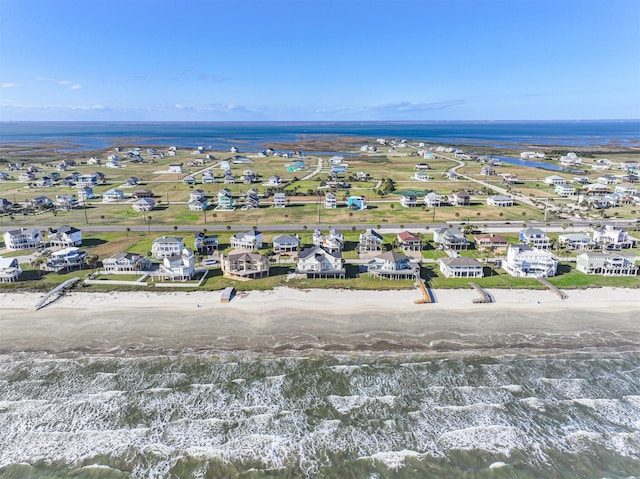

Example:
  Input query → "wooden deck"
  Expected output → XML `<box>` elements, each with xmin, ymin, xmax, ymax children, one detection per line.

<box><xmin>414</xmin><ymin>277</ymin><xmax>434</xmax><ymax>304</ymax></box>
<box><xmin>35</xmin><ymin>277</ymin><xmax>81</xmax><ymax>310</ymax></box>
<box><xmin>537</xmin><ymin>278</ymin><xmax>569</xmax><ymax>299</ymax></box>
<box><xmin>469</xmin><ymin>282</ymin><xmax>492</xmax><ymax>303</ymax></box>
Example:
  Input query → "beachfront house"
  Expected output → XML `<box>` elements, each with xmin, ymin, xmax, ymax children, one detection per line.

<box><xmin>47</xmin><ymin>225</ymin><xmax>82</xmax><ymax>247</ymax></box>
<box><xmin>102</xmin><ymin>252</ymin><xmax>151</xmax><ymax>273</ymax></box>
<box><xmin>152</xmin><ymin>248</ymin><xmax>196</xmax><ymax>282</ymax></box>
<box><xmin>576</xmin><ymin>251</ymin><xmax>638</xmax><ymax>276</ymax></box>
<box><xmin>367</xmin><ymin>251</ymin><xmax>419</xmax><ymax>280</ymax></box>
<box><xmin>501</xmin><ymin>244</ymin><xmax>557</xmax><ymax>278</ymax></box>
<box><xmin>433</xmin><ymin>227</ymin><xmax>470</xmax><ymax>250</ymax></box>
<box><xmin>486</xmin><ymin>195</ymin><xmax>514</xmax><ymax>207</ymax></box>
<box><xmin>450</xmin><ymin>191</ymin><xmax>470</xmax><ymax>206</ymax></box>
<box><xmin>295</xmin><ymin>246</ymin><xmax>345</xmax><ymax>278</ymax></box>
<box><xmin>358</xmin><ymin>229</ymin><xmax>383</xmax><ymax>253</ymax></box>
<box><xmin>438</xmin><ymin>257</ymin><xmax>484</xmax><ymax>278</ymax></box>
<box><xmin>474</xmin><ymin>234</ymin><xmax>509</xmax><ymax>252</ymax></box>
<box><xmin>324</xmin><ymin>192</ymin><xmax>337</xmax><ymax>209</ymax></box>
<box><xmin>399</xmin><ymin>194</ymin><xmax>418</xmax><ymax>208</ymax></box>
<box><xmin>221</xmin><ymin>252</ymin><xmax>269</xmax><ymax>279</ymax></box>
<box><xmin>424</xmin><ymin>192</ymin><xmax>442</xmax><ymax>207</ymax></box>
<box><xmin>313</xmin><ymin>228</ymin><xmax>344</xmax><ymax>253</ymax></box>
<box><xmin>558</xmin><ymin>233</ymin><xmax>595</xmax><ymax>251</ymax></box>
<box><xmin>397</xmin><ymin>231</ymin><xmax>422</xmax><ymax>252</ymax></box>
<box><xmin>44</xmin><ymin>247</ymin><xmax>88</xmax><ymax>272</ymax></box>
<box><xmin>273</xmin><ymin>234</ymin><xmax>301</xmax><ymax>254</ymax></box>
<box><xmin>194</xmin><ymin>232</ymin><xmax>218</xmax><ymax>254</ymax></box>
<box><xmin>519</xmin><ymin>227</ymin><xmax>552</xmax><ymax>250</ymax></box>
<box><xmin>0</xmin><ymin>257</ymin><xmax>22</xmax><ymax>282</ymax></box>
<box><xmin>273</xmin><ymin>192</ymin><xmax>287</xmax><ymax>208</ymax></box>
<box><xmin>584</xmin><ymin>184</ymin><xmax>611</xmax><ymax>195</ymax></box>
<box><xmin>3</xmin><ymin>228</ymin><xmax>43</xmax><ymax>250</ymax></box>
<box><xmin>592</xmin><ymin>225</ymin><xmax>636</xmax><ymax>250</ymax></box>
<box><xmin>151</xmin><ymin>236</ymin><xmax>185</xmax><ymax>259</ymax></box>
<box><xmin>230</xmin><ymin>231</ymin><xmax>263</xmax><ymax>250</ymax></box>
<box><xmin>348</xmin><ymin>196</ymin><xmax>367</xmax><ymax>210</ymax></box>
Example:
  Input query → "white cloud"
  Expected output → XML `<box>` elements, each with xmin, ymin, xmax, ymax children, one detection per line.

<box><xmin>1</xmin><ymin>82</ymin><xmax>19</xmax><ymax>88</ymax></box>
<box><xmin>35</xmin><ymin>76</ymin><xmax>83</xmax><ymax>90</ymax></box>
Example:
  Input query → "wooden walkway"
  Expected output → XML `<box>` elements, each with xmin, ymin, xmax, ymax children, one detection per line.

<box><xmin>414</xmin><ymin>277</ymin><xmax>434</xmax><ymax>304</ymax></box>
<box><xmin>537</xmin><ymin>278</ymin><xmax>569</xmax><ymax>299</ymax></box>
<box><xmin>35</xmin><ymin>277</ymin><xmax>81</xmax><ymax>310</ymax></box>
<box><xmin>469</xmin><ymin>282</ymin><xmax>492</xmax><ymax>303</ymax></box>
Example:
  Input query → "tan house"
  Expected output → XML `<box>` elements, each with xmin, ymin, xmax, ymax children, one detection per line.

<box><xmin>221</xmin><ymin>252</ymin><xmax>269</xmax><ymax>279</ymax></box>
<box><xmin>474</xmin><ymin>234</ymin><xmax>509</xmax><ymax>252</ymax></box>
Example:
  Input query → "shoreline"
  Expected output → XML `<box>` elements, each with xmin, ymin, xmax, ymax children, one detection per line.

<box><xmin>2</xmin><ymin>287</ymin><xmax>639</xmax><ymax>355</ymax></box>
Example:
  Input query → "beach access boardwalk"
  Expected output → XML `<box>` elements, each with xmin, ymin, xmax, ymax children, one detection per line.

<box><xmin>414</xmin><ymin>277</ymin><xmax>434</xmax><ymax>304</ymax></box>
<box><xmin>35</xmin><ymin>277</ymin><xmax>81</xmax><ymax>310</ymax></box>
<box><xmin>469</xmin><ymin>282</ymin><xmax>493</xmax><ymax>303</ymax></box>
<box><xmin>537</xmin><ymin>277</ymin><xmax>569</xmax><ymax>300</ymax></box>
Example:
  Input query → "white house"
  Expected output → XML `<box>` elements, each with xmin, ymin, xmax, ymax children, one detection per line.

<box><xmin>47</xmin><ymin>225</ymin><xmax>82</xmax><ymax>247</ymax></box>
<box><xmin>273</xmin><ymin>192</ymin><xmax>287</xmax><ymax>208</ymax></box>
<box><xmin>438</xmin><ymin>257</ymin><xmax>484</xmax><ymax>278</ymax></box>
<box><xmin>3</xmin><ymin>228</ymin><xmax>43</xmax><ymax>250</ymax></box>
<box><xmin>45</xmin><ymin>247</ymin><xmax>87</xmax><ymax>272</ymax></box>
<box><xmin>77</xmin><ymin>186</ymin><xmax>95</xmax><ymax>201</ymax></box>
<box><xmin>433</xmin><ymin>227</ymin><xmax>470</xmax><ymax>250</ymax></box>
<box><xmin>296</xmin><ymin>246</ymin><xmax>345</xmax><ymax>278</ymax></box>
<box><xmin>151</xmin><ymin>236</ymin><xmax>185</xmax><ymax>259</ymax></box>
<box><xmin>313</xmin><ymin>228</ymin><xmax>344</xmax><ymax>253</ymax></box>
<box><xmin>153</xmin><ymin>248</ymin><xmax>196</xmax><ymax>281</ymax></box>
<box><xmin>519</xmin><ymin>227</ymin><xmax>551</xmax><ymax>250</ymax></box>
<box><xmin>168</xmin><ymin>164</ymin><xmax>183</xmax><ymax>174</ymax></box>
<box><xmin>486</xmin><ymin>195</ymin><xmax>514</xmax><ymax>207</ymax></box>
<box><xmin>272</xmin><ymin>234</ymin><xmax>300</xmax><ymax>253</ymax></box>
<box><xmin>576</xmin><ymin>251</ymin><xmax>638</xmax><ymax>276</ymax></box>
<box><xmin>501</xmin><ymin>244</ymin><xmax>557</xmax><ymax>278</ymax></box>
<box><xmin>221</xmin><ymin>252</ymin><xmax>269</xmax><ymax>279</ymax></box>
<box><xmin>358</xmin><ymin>229</ymin><xmax>383</xmax><ymax>253</ymax></box>
<box><xmin>544</xmin><ymin>175</ymin><xmax>566</xmax><ymax>186</ymax></box>
<box><xmin>0</xmin><ymin>257</ymin><xmax>22</xmax><ymax>282</ymax></box>
<box><xmin>424</xmin><ymin>192</ymin><xmax>442</xmax><ymax>207</ymax></box>
<box><xmin>592</xmin><ymin>225</ymin><xmax>635</xmax><ymax>250</ymax></box>
<box><xmin>230</xmin><ymin>231</ymin><xmax>263</xmax><ymax>250</ymax></box>
<box><xmin>265</xmin><ymin>175</ymin><xmax>282</xmax><ymax>186</ymax></box>
<box><xmin>132</xmin><ymin>198</ymin><xmax>156</xmax><ymax>212</ymax></box>
<box><xmin>555</xmin><ymin>184</ymin><xmax>576</xmax><ymax>196</ymax></box>
<box><xmin>188</xmin><ymin>197</ymin><xmax>208</xmax><ymax>211</ymax></box>
<box><xmin>558</xmin><ymin>233</ymin><xmax>595</xmax><ymax>251</ymax></box>
<box><xmin>324</xmin><ymin>192</ymin><xmax>337</xmax><ymax>209</ymax></box>
<box><xmin>102</xmin><ymin>252</ymin><xmax>151</xmax><ymax>273</ymax></box>
<box><xmin>450</xmin><ymin>191</ymin><xmax>470</xmax><ymax>206</ymax></box>
<box><xmin>400</xmin><ymin>194</ymin><xmax>418</xmax><ymax>208</ymax></box>
<box><xmin>367</xmin><ymin>251</ymin><xmax>419</xmax><ymax>280</ymax></box>
<box><xmin>245</xmin><ymin>189</ymin><xmax>260</xmax><ymax>209</ymax></box>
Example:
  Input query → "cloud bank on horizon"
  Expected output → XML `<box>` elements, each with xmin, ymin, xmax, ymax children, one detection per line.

<box><xmin>0</xmin><ymin>0</ymin><xmax>638</xmax><ymax>122</ymax></box>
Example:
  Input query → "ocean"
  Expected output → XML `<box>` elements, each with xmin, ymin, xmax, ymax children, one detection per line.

<box><xmin>0</xmin><ymin>120</ymin><xmax>639</xmax><ymax>151</ymax></box>
<box><xmin>1</xmin><ymin>348</ymin><xmax>639</xmax><ymax>479</ymax></box>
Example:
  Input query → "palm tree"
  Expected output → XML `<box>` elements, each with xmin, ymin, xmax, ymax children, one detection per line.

<box><xmin>125</xmin><ymin>227</ymin><xmax>131</xmax><ymax>237</ymax></box>
<box><xmin>173</xmin><ymin>225</ymin><xmax>178</xmax><ymax>233</ymax></box>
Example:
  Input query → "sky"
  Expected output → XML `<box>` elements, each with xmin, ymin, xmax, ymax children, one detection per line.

<box><xmin>0</xmin><ymin>0</ymin><xmax>639</xmax><ymax>121</ymax></box>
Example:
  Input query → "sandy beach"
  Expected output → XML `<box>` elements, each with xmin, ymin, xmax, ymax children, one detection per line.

<box><xmin>1</xmin><ymin>287</ymin><xmax>639</xmax><ymax>354</ymax></box>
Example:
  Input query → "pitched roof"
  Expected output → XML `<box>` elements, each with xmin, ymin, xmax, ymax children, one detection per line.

<box><xmin>398</xmin><ymin>231</ymin><xmax>420</xmax><ymax>242</ymax></box>
<box><xmin>474</xmin><ymin>234</ymin><xmax>508</xmax><ymax>244</ymax></box>
<box><xmin>376</xmin><ymin>251</ymin><xmax>408</xmax><ymax>262</ymax></box>
<box><xmin>440</xmin><ymin>257</ymin><xmax>483</xmax><ymax>267</ymax></box>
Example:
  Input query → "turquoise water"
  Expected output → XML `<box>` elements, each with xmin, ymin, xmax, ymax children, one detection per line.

<box><xmin>1</xmin><ymin>350</ymin><xmax>639</xmax><ymax>478</ymax></box>
<box><xmin>0</xmin><ymin>120</ymin><xmax>638</xmax><ymax>151</ymax></box>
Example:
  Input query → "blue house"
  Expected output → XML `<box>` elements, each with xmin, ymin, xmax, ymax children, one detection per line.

<box><xmin>347</xmin><ymin>196</ymin><xmax>367</xmax><ymax>210</ymax></box>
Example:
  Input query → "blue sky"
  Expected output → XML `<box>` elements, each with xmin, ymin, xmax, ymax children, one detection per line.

<box><xmin>0</xmin><ymin>0</ymin><xmax>639</xmax><ymax>121</ymax></box>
